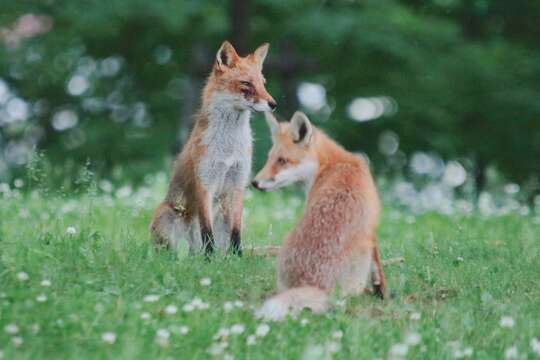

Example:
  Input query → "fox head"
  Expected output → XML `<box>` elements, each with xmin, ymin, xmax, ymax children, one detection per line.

<box><xmin>207</xmin><ymin>41</ymin><xmax>276</xmax><ymax>113</ymax></box>
<box><xmin>252</xmin><ymin>111</ymin><xmax>318</xmax><ymax>191</ymax></box>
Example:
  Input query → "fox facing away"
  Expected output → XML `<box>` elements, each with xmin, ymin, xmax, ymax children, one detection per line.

<box><xmin>150</xmin><ymin>41</ymin><xmax>276</xmax><ymax>256</ymax></box>
<box><xmin>252</xmin><ymin>111</ymin><xmax>386</xmax><ymax>320</ymax></box>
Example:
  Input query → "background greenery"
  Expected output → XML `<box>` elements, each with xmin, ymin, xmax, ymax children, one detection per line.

<box><xmin>0</xmin><ymin>0</ymin><xmax>539</xmax><ymax>195</ymax></box>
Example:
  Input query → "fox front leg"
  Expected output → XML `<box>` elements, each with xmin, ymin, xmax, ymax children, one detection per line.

<box><xmin>229</xmin><ymin>188</ymin><xmax>244</xmax><ymax>256</ymax></box>
<box><xmin>195</xmin><ymin>185</ymin><xmax>215</xmax><ymax>257</ymax></box>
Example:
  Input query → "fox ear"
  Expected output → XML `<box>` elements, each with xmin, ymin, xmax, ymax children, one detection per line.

<box><xmin>264</xmin><ymin>111</ymin><xmax>279</xmax><ymax>138</ymax></box>
<box><xmin>216</xmin><ymin>41</ymin><xmax>239</xmax><ymax>69</ymax></box>
<box><xmin>252</xmin><ymin>43</ymin><xmax>269</xmax><ymax>69</ymax></box>
<box><xmin>290</xmin><ymin>111</ymin><xmax>313</xmax><ymax>145</ymax></box>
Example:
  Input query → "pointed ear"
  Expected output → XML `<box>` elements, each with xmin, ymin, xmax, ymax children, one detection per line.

<box><xmin>215</xmin><ymin>41</ymin><xmax>239</xmax><ymax>70</ymax></box>
<box><xmin>264</xmin><ymin>111</ymin><xmax>279</xmax><ymax>138</ymax></box>
<box><xmin>252</xmin><ymin>43</ymin><xmax>269</xmax><ymax>69</ymax></box>
<box><xmin>290</xmin><ymin>111</ymin><xmax>313</xmax><ymax>145</ymax></box>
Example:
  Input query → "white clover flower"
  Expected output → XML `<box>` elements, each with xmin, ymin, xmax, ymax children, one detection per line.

<box><xmin>40</xmin><ymin>279</ymin><xmax>51</xmax><ymax>287</ymax></box>
<box><xmin>224</xmin><ymin>354</ymin><xmax>234</xmax><ymax>360</ymax></box>
<box><xmin>140</xmin><ymin>312</ymin><xmax>151</xmax><ymax>320</ymax></box>
<box><xmin>300</xmin><ymin>318</ymin><xmax>309</xmax><ymax>326</ymax></box>
<box><xmin>389</xmin><ymin>343</ymin><xmax>408</xmax><ymax>358</ymax></box>
<box><xmin>504</xmin><ymin>346</ymin><xmax>518</xmax><ymax>359</ymax></box>
<box><xmin>453</xmin><ymin>347</ymin><xmax>474</xmax><ymax>358</ymax></box>
<box><xmin>66</xmin><ymin>226</ymin><xmax>77</xmax><ymax>235</ymax></box>
<box><xmin>164</xmin><ymin>305</ymin><xmax>178</xmax><ymax>315</ymax></box>
<box><xmin>17</xmin><ymin>272</ymin><xmax>29</xmax><ymax>281</ymax></box>
<box><xmin>230</xmin><ymin>324</ymin><xmax>245</xmax><ymax>335</ymax></box>
<box><xmin>178</xmin><ymin>325</ymin><xmax>189</xmax><ymax>335</ymax></box>
<box><xmin>5</xmin><ymin>324</ymin><xmax>19</xmax><ymax>334</ymax></box>
<box><xmin>246</xmin><ymin>335</ymin><xmax>257</xmax><ymax>346</ymax></box>
<box><xmin>531</xmin><ymin>338</ymin><xmax>540</xmax><ymax>355</ymax></box>
<box><xmin>326</xmin><ymin>341</ymin><xmax>341</xmax><ymax>353</ymax></box>
<box><xmin>183</xmin><ymin>303</ymin><xmax>195</xmax><ymax>312</ymax></box>
<box><xmin>101</xmin><ymin>332</ymin><xmax>117</xmax><ymax>344</ymax></box>
<box><xmin>223</xmin><ymin>301</ymin><xmax>234</xmax><ymax>312</ymax></box>
<box><xmin>214</xmin><ymin>328</ymin><xmax>230</xmax><ymax>340</ymax></box>
<box><xmin>155</xmin><ymin>329</ymin><xmax>170</xmax><ymax>347</ymax></box>
<box><xmin>200</xmin><ymin>277</ymin><xmax>212</xmax><ymax>286</ymax></box>
<box><xmin>11</xmin><ymin>336</ymin><xmax>23</xmax><ymax>348</ymax></box>
<box><xmin>332</xmin><ymin>330</ymin><xmax>343</xmax><ymax>339</ymax></box>
<box><xmin>410</xmin><ymin>312</ymin><xmax>421</xmax><ymax>321</ymax></box>
<box><xmin>234</xmin><ymin>300</ymin><xmax>244</xmax><ymax>308</ymax></box>
<box><xmin>500</xmin><ymin>316</ymin><xmax>515</xmax><ymax>328</ymax></box>
<box><xmin>256</xmin><ymin>324</ymin><xmax>270</xmax><ymax>337</ymax></box>
<box><xmin>335</xmin><ymin>299</ymin><xmax>346</xmax><ymax>307</ymax></box>
<box><xmin>208</xmin><ymin>341</ymin><xmax>228</xmax><ymax>355</ymax></box>
<box><xmin>404</xmin><ymin>332</ymin><xmax>422</xmax><ymax>346</ymax></box>
<box><xmin>36</xmin><ymin>294</ymin><xmax>47</xmax><ymax>303</ymax></box>
<box><xmin>143</xmin><ymin>294</ymin><xmax>160</xmax><ymax>303</ymax></box>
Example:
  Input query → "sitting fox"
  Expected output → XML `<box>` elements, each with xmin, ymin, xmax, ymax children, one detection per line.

<box><xmin>252</xmin><ymin>111</ymin><xmax>386</xmax><ymax>320</ymax></box>
<box><xmin>150</xmin><ymin>41</ymin><xmax>276</xmax><ymax>256</ymax></box>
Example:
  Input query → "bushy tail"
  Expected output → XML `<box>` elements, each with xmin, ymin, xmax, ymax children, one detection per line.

<box><xmin>255</xmin><ymin>287</ymin><xmax>329</xmax><ymax>321</ymax></box>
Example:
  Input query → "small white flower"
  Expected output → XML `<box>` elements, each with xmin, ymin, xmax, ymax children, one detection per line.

<box><xmin>504</xmin><ymin>346</ymin><xmax>518</xmax><ymax>359</ymax></box>
<box><xmin>183</xmin><ymin>303</ymin><xmax>195</xmax><ymax>312</ymax></box>
<box><xmin>404</xmin><ymin>332</ymin><xmax>422</xmax><ymax>346</ymax></box>
<box><xmin>155</xmin><ymin>329</ymin><xmax>170</xmax><ymax>347</ymax></box>
<box><xmin>531</xmin><ymin>338</ymin><xmax>540</xmax><ymax>355</ymax></box>
<box><xmin>214</xmin><ymin>328</ymin><xmax>230</xmax><ymax>340</ymax></box>
<box><xmin>101</xmin><ymin>332</ymin><xmax>117</xmax><ymax>344</ymax></box>
<box><xmin>17</xmin><ymin>272</ymin><xmax>29</xmax><ymax>281</ymax></box>
<box><xmin>178</xmin><ymin>325</ymin><xmax>189</xmax><ymax>335</ymax></box>
<box><xmin>143</xmin><ymin>294</ymin><xmax>160</xmax><ymax>303</ymax></box>
<box><xmin>11</xmin><ymin>336</ymin><xmax>23</xmax><ymax>348</ymax></box>
<box><xmin>5</xmin><ymin>324</ymin><xmax>19</xmax><ymax>334</ymax></box>
<box><xmin>332</xmin><ymin>330</ymin><xmax>343</xmax><ymax>339</ymax></box>
<box><xmin>255</xmin><ymin>323</ymin><xmax>270</xmax><ymax>337</ymax></box>
<box><xmin>207</xmin><ymin>341</ymin><xmax>228</xmax><ymax>355</ymax></box>
<box><xmin>326</xmin><ymin>341</ymin><xmax>341</xmax><ymax>353</ymax></box>
<box><xmin>390</xmin><ymin>343</ymin><xmax>409</xmax><ymax>358</ymax></box>
<box><xmin>453</xmin><ymin>347</ymin><xmax>474</xmax><ymax>359</ymax></box>
<box><xmin>66</xmin><ymin>226</ymin><xmax>77</xmax><ymax>235</ymax></box>
<box><xmin>30</xmin><ymin>323</ymin><xmax>40</xmax><ymax>334</ymax></box>
<box><xmin>36</xmin><ymin>294</ymin><xmax>47</xmax><ymax>303</ymax></box>
<box><xmin>246</xmin><ymin>335</ymin><xmax>257</xmax><ymax>346</ymax></box>
<box><xmin>335</xmin><ymin>299</ymin><xmax>347</xmax><ymax>307</ymax></box>
<box><xmin>500</xmin><ymin>316</ymin><xmax>515</xmax><ymax>328</ymax></box>
<box><xmin>234</xmin><ymin>300</ymin><xmax>244</xmax><ymax>308</ymax></box>
<box><xmin>140</xmin><ymin>312</ymin><xmax>151</xmax><ymax>320</ymax></box>
<box><xmin>224</xmin><ymin>354</ymin><xmax>234</xmax><ymax>360</ymax></box>
<box><xmin>200</xmin><ymin>277</ymin><xmax>212</xmax><ymax>286</ymax></box>
<box><xmin>223</xmin><ymin>301</ymin><xmax>234</xmax><ymax>312</ymax></box>
<box><xmin>456</xmin><ymin>256</ymin><xmax>464</xmax><ymax>262</ymax></box>
<box><xmin>300</xmin><ymin>318</ymin><xmax>309</xmax><ymax>326</ymax></box>
<box><xmin>230</xmin><ymin>324</ymin><xmax>245</xmax><ymax>334</ymax></box>
<box><xmin>410</xmin><ymin>312</ymin><xmax>421</xmax><ymax>321</ymax></box>
<box><xmin>164</xmin><ymin>305</ymin><xmax>177</xmax><ymax>315</ymax></box>
<box><xmin>40</xmin><ymin>279</ymin><xmax>51</xmax><ymax>287</ymax></box>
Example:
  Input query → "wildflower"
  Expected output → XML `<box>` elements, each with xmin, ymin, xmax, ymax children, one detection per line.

<box><xmin>101</xmin><ymin>332</ymin><xmax>117</xmax><ymax>344</ymax></box>
<box><xmin>230</xmin><ymin>324</ymin><xmax>245</xmax><ymax>334</ymax></box>
<box><xmin>531</xmin><ymin>338</ymin><xmax>540</xmax><ymax>356</ymax></box>
<box><xmin>66</xmin><ymin>226</ymin><xmax>77</xmax><ymax>235</ymax></box>
<box><xmin>200</xmin><ymin>277</ymin><xmax>212</xmax><ymax>286</ymax></box>
<box><xmin>36</xmin><ymin>294</ymin><xmax>47</xmax><ymax>303</ymax></box>
<box><xmin>332</xmin><ymin>330</ymin><xmax>343</xmax><ymax>339</ymax></box>
<box><xmin>30</xmin><ymin>324</ymin><xmax>40</xmax><ymax>334</ymax></box>
<box><xmin>11</xmin><ymin>337</ymin><xmax>23</xmax><ymax>348</ymax></box>
<box><xmin>300</xmin><ymin>318</ymin><xmax>309</xmax><ymax>326</ymax></box>
<box><xmin>5</xmin><ymin>324</ymin><xmax>19</xmax><ymax>334</ymax></box>
<box><xmin>504</xmin><ymin>346</ymin><xmax>518</xmax><ymax>359</ymax></box>
<box><xmin>389</xmin><ymin>343</ymin><xmax>408</xmax><ymax>358</ymax></box>
<box><xmin>246</xmin><ymin>335</ymin><xmax>256</xmax><ymax>346</ymax></box>
<box><xmin>143</xmin><ymin>294</ymin><xmax>160</xmax><ymax>303</ymax></box>
<box><xmin>178</xmin><ymin>325</ymin><xmax>189</xmax><ymax>335</ymax></box>
<box><xmin>224</xmin><ymin>354</ymin><xmax>234</xmax><ymax>360</ymax></box>
<box><xmin>223</xmin><ymin>301</ymin><xmax>234</xmax><ymax>312</ymax></box>
<box><xmin>17</xmin><ymin>272</ymin><xmax>29</xmax><ymax>281</ymax></box>
<box><xmin>214</xmin><ymin>328</ymin><xmax>230</xmax><ymax>340</ymax></box>
<box><xmin>40</xmin><ymin>279</ymin><xmax>51</xmax><ymax>287</ymax></box>
<box><xmin>255</xmin><ymin>323</ymin><xmax>270</xmax><ymax>337</ymax></box>
<box><xmin>335</xmin><ymin>299</ymin><xmax>346</xmax><ymax>307</ymax></box>
<box><xmin>410</xmin><ymin>312</ymin><xmax>421</xmax><ymax>321</ymax></box>
<box><xmin>164</xmin><ymin>305</ymin><xmax>177</xmax><ymax>315</ymax></box>
<box><xmin>404</xmin><ymin>332</ymin><xmax>422</xmax><ymax>346</ymax></box>
<box><xmin>234</xmin><ymin>300</ymin><xmax>244</xmax><ymax>308</ymax></box>
<box><xmin>183</xmin><ymin>303</ymin><xmax>195</xmax><ymax>312</ymax></box>
<box><xmin>140</xmin><ymin>312</ymin><xmax>151</xmax><ymax>320</ymax></box>
<box><xmin>155</xmin><ymin>329</ymin><xmax>170</xmax><ymax>347</ymax></box>
<box><xmin>500</xmin><ymin>316</ymin><xmax>515</xmax><ymax>328</ymax></box>
<box><xmin>326</xmin><ymin>341</ymin><xmax>341</xmax><ymax>353</ymax></box>
<box><xmin>208</xmin><ymin>341</ymin><xmax>228</xmax><ymax>355</ymax></box>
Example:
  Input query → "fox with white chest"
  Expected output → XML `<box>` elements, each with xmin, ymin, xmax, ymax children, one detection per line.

<box><xmin>150</xmin><ymin>41</ymin><xmax>276</xmax><ymax>256</ymax></box>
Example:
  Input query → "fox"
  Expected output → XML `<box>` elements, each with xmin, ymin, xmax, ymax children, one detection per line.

<box><xmin>252</xmin><ymin>111</ymin><xmax>386</xmax><ymax>321</ymax></box>
<box><xmin>150</xmin><ymin>41</ymin><xmax>276</xmax><ymax>256</ymax></box>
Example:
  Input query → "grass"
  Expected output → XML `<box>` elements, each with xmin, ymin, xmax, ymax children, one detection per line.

<box><xmin>0</xmin><ymin>181</ymin><xmax>539</xmax><ymax>359</ymax></box>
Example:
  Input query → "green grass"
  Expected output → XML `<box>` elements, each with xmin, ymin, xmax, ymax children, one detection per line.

<box><xmin>0</xmin><ymin>182</ymin><xmax>539</xmax><ymax>359</ymax></box>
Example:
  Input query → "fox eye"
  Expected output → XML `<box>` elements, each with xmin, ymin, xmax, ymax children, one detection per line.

<box><xmin>277</xmin><ymin>157</ymin><xmax>288</xmax><ymax>166</ymax></box>
<box><xmin>240</xmin><ymin>81</ymin><xmax>254</xmax><ymax>88</ymax></box>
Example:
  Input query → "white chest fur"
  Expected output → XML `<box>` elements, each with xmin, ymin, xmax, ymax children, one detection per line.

<box><xmin>197</xmin><ymin>97</ymin><xmax>253</xmax><ymax>192</ymax></box>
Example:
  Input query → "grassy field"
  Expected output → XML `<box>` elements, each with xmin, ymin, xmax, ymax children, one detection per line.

<box><xmin>0</xmin><ymin>181</ymin><xmax>539</xmax><ymax>359</ymax></box>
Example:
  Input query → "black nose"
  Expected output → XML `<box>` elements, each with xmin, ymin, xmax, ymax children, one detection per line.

<box><xmin>268</xmin><ymin>101</ymin><xmax>277</xmax><ymax>111</ymax></box>
<box><xmin>251</xmin><ymin>180</ymin><xmax>261</xmax><ymax>190</ymax></box>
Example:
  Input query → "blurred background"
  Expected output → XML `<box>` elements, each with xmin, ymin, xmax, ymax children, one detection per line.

<box><xmin>0</xmin><ymin>0</ymin><xmax>539</xmax><ymax>207</ymax></box>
